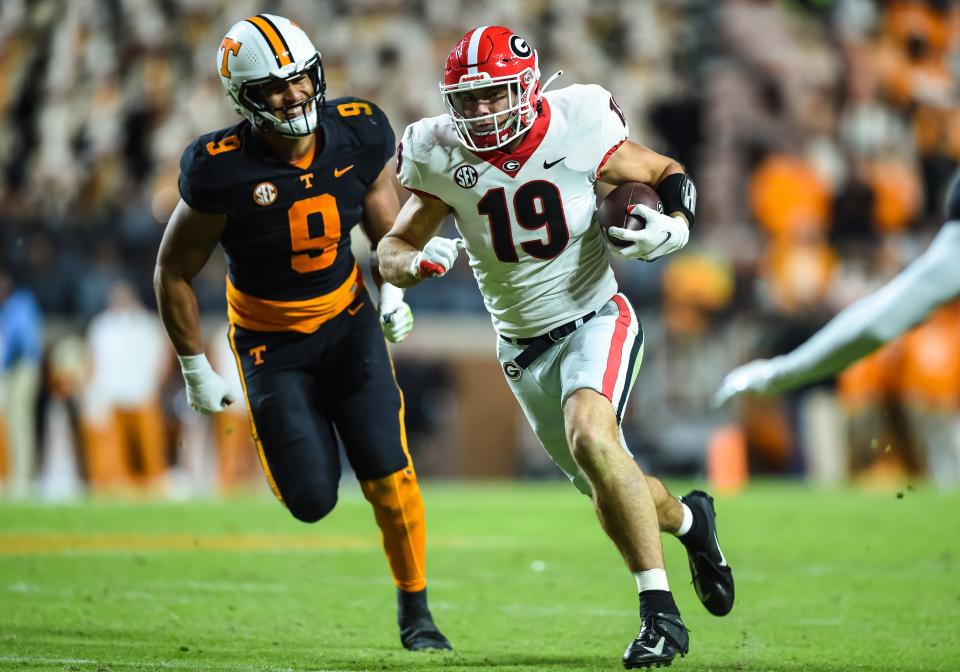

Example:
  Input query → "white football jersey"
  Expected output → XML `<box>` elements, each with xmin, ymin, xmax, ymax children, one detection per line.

<box><xmin>398</xmin><ymin>84</ymin><xmax>630</xmax><ymax>338</ymax></box>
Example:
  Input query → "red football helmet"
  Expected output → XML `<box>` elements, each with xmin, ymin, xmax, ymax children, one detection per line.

<box><xmin>440</xmin><ymin>26</ymin><xmax>541</xmax><ymax>152</ymax></box>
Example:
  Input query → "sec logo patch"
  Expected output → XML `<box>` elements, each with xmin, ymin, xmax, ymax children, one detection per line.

<box><xmin>252</xmin><ymin>182</ymin><xmax>278</xmax><ymax>206</ymax></box>
<box><xmin>454</xmin><ymin>164</ymin><xmax>478</xmax><ymax>189</ymax></box>
<box><xmin>503</xmin><ymin>361</ymin><xmax>522</xmax><ymax>380</ymax></box>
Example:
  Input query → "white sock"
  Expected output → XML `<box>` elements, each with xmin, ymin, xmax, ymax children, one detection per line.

<box><xmin>674</xmin><ymin>499</ymin><xmax>693</xmax><ymax>537</ymax></box>
<box><xmin>634</xmin><ymin>568</ymin><xmax>670</xmax><ymax>593</ymax></box>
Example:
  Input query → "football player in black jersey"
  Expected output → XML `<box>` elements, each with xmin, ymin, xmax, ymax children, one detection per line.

<box><xmin>715</xmin><ymin>176</ymin><xmax>960</xmax><ymax>405</ymax></box>
<box><xmin>153</xmin><ymin>14</ymin><xmax>450</xmax><ymax>651</ymax></box>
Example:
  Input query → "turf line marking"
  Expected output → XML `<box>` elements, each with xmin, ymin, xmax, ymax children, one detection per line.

<box><xmin>0</xmin><ymin>655</ymin><xmax>341</xmax><ymax>672</ymax></box>
<box><xmin>0</xmin><ymin>533</ymin><xmax>488</xmax><ymax>555</ymax></box>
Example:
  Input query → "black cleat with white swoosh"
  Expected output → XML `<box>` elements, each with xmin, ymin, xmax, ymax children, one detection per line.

<box><xmin>680</xmin><ymin>490</ymin><xmax>735</xmax><ymax>616</ymax></box>
<box><xmin>622</xmin><ymin>612</ymin><xmax>689</xmax><ymax>669</ymax></box>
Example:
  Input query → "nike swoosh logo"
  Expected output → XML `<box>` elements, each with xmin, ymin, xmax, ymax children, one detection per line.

<box><xmin>642</xmin><ymin>636</ymin><xmax>665</xmax><ymax>656</ymax></box>
<box><xmin>334</xmin><ymin>165</ymin><xmax>354</xmax><ymax>178</ymax></box>
<box><xmin>347</xmin><ymin>302</ymin><xmax>364</xmax><ymax>316</ymax></box>
<box><xmin>651</xmin><ymin>232</ymin><xmax>671</xmax><ymax>251</ymax></box>
<box><xmin>714</xmin><ymin>531</ymin><xmax>728</xmax><ymax>567</ymax></box>
<box><xmin>543</xmin><ymin>157</ymin><xmax>565</xmax><ymax>169</ymax></box>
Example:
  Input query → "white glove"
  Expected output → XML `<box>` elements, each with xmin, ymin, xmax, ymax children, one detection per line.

<box><xmin>178</xmin><ymin>353</ymin><xmax>236</xmax><ymax>415</ymax></box>
<box><xmin>378</xmin><ymin>283</ymin><xmax>414</xmax><ymax>343</ymax></box>
<box><xmin>713</xmin><ymin>357</ymin><xmax>786</xmax><ymax>407</ymax></box>
<box><xmin>607</xmin><ymin>204</ymin><xmax>689</xmax><ymax>261</ymax></box>
<box><xmin>410</xmin><ymin>237</ymin><xmax>464</xmax><ymax>279</ymax></box>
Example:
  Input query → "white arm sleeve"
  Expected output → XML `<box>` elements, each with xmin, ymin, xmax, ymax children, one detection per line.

<box><xmin>559</xmin><ymin>85</ymin><xmax>629</xmax><ymax>175</ymax></box>
<box><xmin>766</xmin><ymin>222</ymin><xmax>960</xmax><ymax>391</ymax></box>
<box><xmin>396</xmin><ymin>124</ymin><xmax>423</xmax><ymax>192</ymax></box>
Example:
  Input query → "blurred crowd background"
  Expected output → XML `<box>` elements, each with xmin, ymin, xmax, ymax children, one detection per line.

<box><xmin>1</xmin><ymin>0</ymin><xmax>959</xmax><ymax>500</ymax></box>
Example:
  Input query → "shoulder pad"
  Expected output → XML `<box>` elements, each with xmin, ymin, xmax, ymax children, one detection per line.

<box><xmin>327</xmin><ymin>97</ymin><xmax>390</xmax><ymax>137</ymax></box>
<box><xmin>178</xmin><ymin>125</ymin><xmax>245</xmax><ymax>214</ymax></box>
<box><xmin>549</xmin><ymin>84</ymin><xmax>614</xmax><ymax>119</ymax></box>
<box><xmin>326</xmin><ymin>96</ymin><xmax>395</xmax><ymax>168</ymax></box>
<box><xmin>396</xmin><ymin>116</ymin><xmax>455</xmax><ymax>194</ymax></box>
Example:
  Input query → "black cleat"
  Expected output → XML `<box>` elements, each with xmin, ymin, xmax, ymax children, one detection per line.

<box><xmin>622</xmin><ymin>612</ymin><xmax>689</xmax><ymax>669</ymax></box>
<box><xmin>680</xmin><ymin>490</ymin><xmax>735</xmax><ymax>616</ymax></box>
<box><xmin>397</xmin><ymin>588</ymin><xmax>452</xmax><ymax>651</ymax></box>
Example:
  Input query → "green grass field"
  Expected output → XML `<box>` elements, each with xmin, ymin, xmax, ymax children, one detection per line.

<box><xmin>1</xmin><ymin>481</ymin><xmax>958</xmax><ymax>671</ymax></box>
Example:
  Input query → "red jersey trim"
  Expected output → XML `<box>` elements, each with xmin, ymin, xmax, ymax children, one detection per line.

<box><xmin>595</xmin><ymin>139</ymin><xmax>625</xmax><ymax>180</ymax></box>
<box><xmin>467</xmin><ymin>98</ymin><xmax>552</xmax><ymax>176</ymax></box>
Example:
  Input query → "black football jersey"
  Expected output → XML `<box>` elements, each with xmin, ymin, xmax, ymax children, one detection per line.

<box><xmin>179</xmin><ymin>97</ymin><xmax>394</xmax><ymax>304</ymax></box>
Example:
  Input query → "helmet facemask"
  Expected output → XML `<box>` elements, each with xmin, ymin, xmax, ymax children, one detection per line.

<box><xmin>237</xmin><ymin>54</ymin><xmax>325</xmax><ymax>137</ymax></box>
<box><xmin>441</xmin><ymin>67</ymin><xmax>539</xmax><ymax>152</ymax></box>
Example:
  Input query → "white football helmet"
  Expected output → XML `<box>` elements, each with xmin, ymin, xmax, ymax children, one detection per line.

<box><xmin>216</xmin><ymin>14</ymin><xmax>325</xmax><ymax>137</ymax></box>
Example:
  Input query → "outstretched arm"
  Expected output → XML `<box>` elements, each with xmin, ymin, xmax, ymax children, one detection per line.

<box><xmin>377</xmin><ymin>193</ymin><xmax>455</xmax><ymax>288</ymax></box>
<box><xmin>715</xmin><ymin>222</ymin><xmax>960</xmax><ymax>404</ymax></box>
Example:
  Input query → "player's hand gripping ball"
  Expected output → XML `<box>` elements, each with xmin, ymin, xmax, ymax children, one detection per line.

<box><xmin>599</xmin><ymin>182</ymin><xmax>689</xmax><ymax>261</ymax></box>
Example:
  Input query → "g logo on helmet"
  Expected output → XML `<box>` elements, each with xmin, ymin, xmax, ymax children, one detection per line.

<box><xmin>509</xmin><ymin>35</ymin><xmax>531</xmax><ymax>58</ymax></box>
<box><xmin>503</xmin><ymin>361</ymin><xmax>522</xmax><ymax>380</ymax></box>
<box><xmin>454</xmin><ymin>164</ymin><xmax>479</xmax><ymax>189</ymax></box>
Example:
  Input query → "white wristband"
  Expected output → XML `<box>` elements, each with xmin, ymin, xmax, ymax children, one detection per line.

<box><xmin>178</xmin><ymin>353</ymin><xmax>212</xmax><ymax>375</ymax></box>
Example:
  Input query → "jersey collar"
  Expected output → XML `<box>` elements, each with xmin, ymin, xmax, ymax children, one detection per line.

<box><xmin>467</xmin><ymin>97</ymin><xmax>551</xmax><ymax>177</ymax></box>
<box><xmin>249</xmin><ymin>120</ymin><xmax>328</xmax><ymax>170</ymax></box>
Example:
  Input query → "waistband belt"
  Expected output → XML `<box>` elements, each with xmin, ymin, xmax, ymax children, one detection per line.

<box><xmin>500</xmin><ymin>311</ymin><xmax>597</xmax><ymax>370</ymax></box>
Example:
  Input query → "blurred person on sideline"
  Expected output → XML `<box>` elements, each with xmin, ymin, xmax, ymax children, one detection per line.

<box><xmin>84</xmin><ymin>281</ymin><xmax>170</xmax><ymax>492</ymax></box>
<box><xmin>38</xmin><ymin>334</ymin><xmax>90</xmax><ymax>496</ymax></box>
<box><xmin>153</xmin><ymin>14</ymin><xmax>449</xmax><ymax>651</ymax></box>
<box><xmin>209</xmin><ymin>322</ymin><xmax>260</xmax><ymax>492</ymax></box>
<box><xmin>0</xmin><ymin>264</ymin><xmax>43</xmax><ymax>498</ymax></box>
<box><xmin>715</xmin><ymin>177</ymin><xmax>960</xmax><ymax>410</ymax></box>
<box><xmin>378</xmin><ymin>26</ymin><xmax>733</xmax><ymax>669</ymax></box>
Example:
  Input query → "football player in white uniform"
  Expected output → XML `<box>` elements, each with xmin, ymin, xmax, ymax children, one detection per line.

<box><xmin>714</xmin><ymin>178</ymin><xmax>960</xmax><ymax>405</ymax></box>
<box><xmin>378</xmin><ymin>26</ymin><xmax>732</xmax><ymax>669</ymax></box>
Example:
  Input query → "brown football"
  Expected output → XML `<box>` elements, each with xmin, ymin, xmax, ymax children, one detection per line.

<box><xmin>598</xmin><ymin>182</ymin><xmax>663</xmax><ymax>248</ymax></box>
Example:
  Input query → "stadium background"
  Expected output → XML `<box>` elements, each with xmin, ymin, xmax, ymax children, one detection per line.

<box><xmin>1</xmin><ymin>0</ymin><xmax>959</xmax><ymax>496</ymax></box>
<box><xmin>2</xmin><ymin>2</ymin><xmax>960</xmax><ymax>671</ymax></box>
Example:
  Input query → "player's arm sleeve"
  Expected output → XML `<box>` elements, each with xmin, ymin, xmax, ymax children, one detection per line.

<box><xmin>178</xmin><ymin>140</ymin><xmax>224</xmax><ymax>215</ymax></box>
<box><xmin>763</xmin><ymin>221</ymin><xmax>960</xmax><ymax>390</ymax></box>
<box><xmin>395</xmin><ymin>124</ymin><xmax>443</xmax><ymax>202</ymax></box>
<box><xmin>587</xmin><ymin>85</ymin><xmax>630</xmax><ymax>176</ymax></box>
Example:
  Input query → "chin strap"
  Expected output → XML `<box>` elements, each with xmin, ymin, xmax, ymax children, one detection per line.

<box><xmin>540</xmin><ymin>70</ymin><xmax>563</xmax><ymax>94</ymax></box>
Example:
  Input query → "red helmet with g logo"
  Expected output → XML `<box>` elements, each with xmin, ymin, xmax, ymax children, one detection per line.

<box><xmin>440</xmin><ymin>26</ymin><xmax>541</xmax><ymax>152</ymax></box>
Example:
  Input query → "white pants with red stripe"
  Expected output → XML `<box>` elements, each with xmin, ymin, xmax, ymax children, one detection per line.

<box><xmin>496</xmin><ymin>293</ymin><xmax>645</xmax><ymax>495</ymax></box>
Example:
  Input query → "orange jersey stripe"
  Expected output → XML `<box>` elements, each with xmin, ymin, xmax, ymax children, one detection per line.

<box><xmin>247</xmin><ymin>15</ymin><xmax>293</xmax><ymax>67</ymax></box>
<box><xmin>227</xmin><ymin>264</ymin><xmax>363</xmax><ymax>333</ymax></box>
<box><xmin>385</xmin><ymin>346</ymin><xmax>413</xmax><ymax>470</ymax></box>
